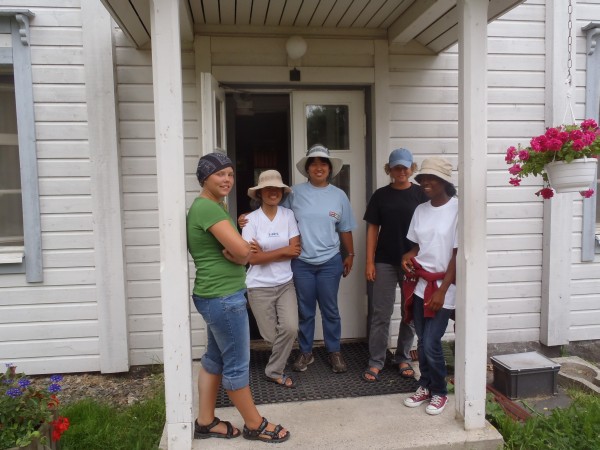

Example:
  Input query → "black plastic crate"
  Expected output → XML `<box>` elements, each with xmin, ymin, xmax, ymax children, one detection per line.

<box><xmin>491</xmin><ymin>351</ymin><xmax>561</xmax><ymax>399</ymax></box>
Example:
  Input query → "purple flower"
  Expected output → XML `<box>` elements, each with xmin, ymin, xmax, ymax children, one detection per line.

<box><xmin>2</xmin><ymin>378</ymin><xmax>13</xmax><ymax>385</ymax></box>
<box><xmin>50</xmin><ymin>375</ymin><xmax>63</xmax><ymax>383</ymax></box>
<box><xmin>48</xmin><ymin>383</ymin><xmax>62</xmax><ymax>393</ymax></box>
<box><xmin>5</xmin><ymin>387</ymin><xmax>22</xmax><ymax>398</ymax></box>
<box><xmin>4</xmin><ymin>363</ymin><xmax>15</xmax><ymax>368</ymax></box>
<box><xmin>18</xmin><ymin>378</ymin><xmax>31</xmax><ymax>388</ymax></box>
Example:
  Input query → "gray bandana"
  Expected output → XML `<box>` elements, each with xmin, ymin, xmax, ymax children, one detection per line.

<box><xmin>196</xmin><ymin>152</ymin><xmax>233</xmax><ymax>184</ymax></box>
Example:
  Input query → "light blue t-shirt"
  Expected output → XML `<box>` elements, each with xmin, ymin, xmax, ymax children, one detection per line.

<box><xmin>282</xmin><ymin>182</ymin><xmax>356</xmax><ymax>265</ymax></box>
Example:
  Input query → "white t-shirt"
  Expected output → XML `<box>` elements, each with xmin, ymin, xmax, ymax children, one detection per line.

<box><xmin>242</xmin><ymin>206</ymin><xmax>300</xmax><ymax>288</ymax></box>
<box><xmin>406</xmin><ymin>197</ymin><xmax>458</xmax><ymax>309</ymax></box>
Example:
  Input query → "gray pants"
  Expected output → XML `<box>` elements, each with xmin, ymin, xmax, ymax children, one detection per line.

<box><xmin>368</xmin><ymin>263</ymin><xmax>415</xmax><ymax>370</ymax></box>
<box><xmin>247</xmin><ymin>280</ymin><xmax>298</xmax><ymax>379</ymax></box>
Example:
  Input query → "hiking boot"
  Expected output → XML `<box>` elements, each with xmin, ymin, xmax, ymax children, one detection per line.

<box><xmin>426</xmin><ymin>394</ymin><xmax>448</xmax><ymax>415</ymax></box>
<box><xmin>329</xmin><ymin>351</ymin><xmax>347</xmax><ymax>373</ymax></box>
<box><xmin>292</xmin><ymin>352</ymin><xmax>314</xmax><ymax>372</ymax></box>
<box><xmin>403</xmin><ymin>386</ymin><xmax>431</xmax><ymax>407</ymax></box>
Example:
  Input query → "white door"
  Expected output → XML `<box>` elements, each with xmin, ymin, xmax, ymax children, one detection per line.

<box><xmin>291</xmin><ymin>91</ymin><xmax>367</xmax><ymax>339</ymax></box>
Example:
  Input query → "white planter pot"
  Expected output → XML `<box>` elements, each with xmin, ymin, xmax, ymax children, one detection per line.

<box><xmin>544</xmin><ymin>158</ymin><xmax>598</xmax><ymax>193</ymax></box>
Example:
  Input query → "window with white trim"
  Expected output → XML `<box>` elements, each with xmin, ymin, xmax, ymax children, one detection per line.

<box><xmin>0</xmin><ymin>10</ymin><xmax>42</xmax><ymax>281</ymax></box>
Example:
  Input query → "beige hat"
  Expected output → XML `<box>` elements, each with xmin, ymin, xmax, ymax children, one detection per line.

<box><xmin>247</xmin><ymin>170</ymin><xmax>292</xmax><ymax>200</ymax></box>
<box><xmin>415</xmin><ymin>157</ymin><xmax>453</xmax><ymax>184</ymax></box>
<box><xmin>295</xmin><ymin>144</ymin><xmax>344</xmax><ymax>179</ymax></box>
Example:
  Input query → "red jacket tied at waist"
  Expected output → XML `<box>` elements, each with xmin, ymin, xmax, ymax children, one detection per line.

<box><xmin>402</xmin><ymin>258</ymin><xmax>446</xmax><ymax>323</ymax></box>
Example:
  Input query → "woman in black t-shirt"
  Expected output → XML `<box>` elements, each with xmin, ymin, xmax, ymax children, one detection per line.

<box><xmin>362</xmin><ymin>148</ymin><xmax>428</xmax><ymax>382</ymax></box>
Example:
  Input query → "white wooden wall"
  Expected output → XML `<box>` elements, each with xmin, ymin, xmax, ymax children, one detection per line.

<box><xmin>0</xmin><ymin>0</ymin><xmax>99</xmax><ymax>374</ymax></box>
<box><xmin>2</xmin><ymin>0</ymin><xmax>600</xmax><ymax>375</ymax></box>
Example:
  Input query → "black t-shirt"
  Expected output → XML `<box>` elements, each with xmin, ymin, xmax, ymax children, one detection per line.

<box><xmin>363</xmin><ymin>183</ymin><xmax>428</xmax><ymax>266</ymax></box>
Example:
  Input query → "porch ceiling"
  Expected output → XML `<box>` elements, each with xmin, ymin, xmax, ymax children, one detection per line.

<box><xmin>101</xmin><ymin>0</ymin><xmax>524</xmax><ymax>52</ymax></box>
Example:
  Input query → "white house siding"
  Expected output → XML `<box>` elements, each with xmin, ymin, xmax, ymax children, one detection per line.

<box><xmin>113</xmin><ymin>30</ymin><xmax>204</xmax><ymax>366</ymax></box>
<box><xmin>0</xmin><ymin>0</ymin><xmax>99</xmax><ymax>374</ymax></box>
<box><xmin>570</xmin><ymin>0</ymin><xmax>600</xmax><ymax>341</ymax></box>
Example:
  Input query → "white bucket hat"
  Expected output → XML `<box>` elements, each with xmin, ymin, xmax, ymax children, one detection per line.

<box><xmin>247</xmin><ymin>170</ymin><xmax>292</xmax><ymax>200</ymax></box>
<box><xmin>415</xmin><ymin>157</ymin><xmax>453</xmax><ymax>184</ymax></box>
<box><xmin>295</xmin><ymin>144</ymin><xmax>344</xmax><ymax>179</ymax></box>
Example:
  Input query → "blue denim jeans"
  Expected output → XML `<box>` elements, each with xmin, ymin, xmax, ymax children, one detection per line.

<box><xmin>291</xmin><ymin>253</ymin><xmax>344</xmax><ymax>353</ymax></box>
<box><xmin>412</xmin><ymin>294</ymin><xmax>452</xmax><ymax>396</ymax></box>
<box><xmin>192</xmin><ymin>289</ymin><xmax>250</xmax><ymax>391</ymax></box>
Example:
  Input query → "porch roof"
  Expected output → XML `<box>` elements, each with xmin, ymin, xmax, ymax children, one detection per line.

<box><xmin>100</xmin><ymin>0</ymin><xmax>524</xmax><ymax>52</ymax></box>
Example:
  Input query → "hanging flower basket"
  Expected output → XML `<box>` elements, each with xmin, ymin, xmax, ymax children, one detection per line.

<box><xmin>506</xmin><ymin>119</ymin><xmax>600</xmax><ymax>199</ymax></box>
<box><xmin>544</xmin><ymin>157</ymin><xmax>597</xmax><ymax>193</ymax></box>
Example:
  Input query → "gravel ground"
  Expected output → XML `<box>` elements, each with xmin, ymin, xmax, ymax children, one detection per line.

<box><xmin>30</xmin><ymin>366</ymin><xmax>163</xmax><ymax>408</ymax></box>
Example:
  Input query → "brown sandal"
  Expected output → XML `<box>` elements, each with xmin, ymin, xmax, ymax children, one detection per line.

<box><xmin>243</xmin><ymin>417</ymin><xmax>290</xmax><ymax>443</ymax></box>
<box><xmin>194</xmin><ymin>417</ymin><xmax>240</xmax><ymax>440</ymax></box>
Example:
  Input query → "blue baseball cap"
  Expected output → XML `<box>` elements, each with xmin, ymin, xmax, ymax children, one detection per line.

<box><xmin>388</xmin><ymin>148</ymin><xmax>413</xmax><ymax>169</ymax></box>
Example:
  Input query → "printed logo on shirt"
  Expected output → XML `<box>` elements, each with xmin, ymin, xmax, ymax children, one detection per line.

<box><xmin>268</xmin><ymin>232</ymin><xmax>280</xmax><ymax>238</ymax></box>
<box><xmin>329</xmin><ymin>211</ymin><xmax>340</xmax><ymax>221</ymax></box>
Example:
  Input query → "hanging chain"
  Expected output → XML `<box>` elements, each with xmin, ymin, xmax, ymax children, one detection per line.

<box><xmin>566</xmin><ymin>0</ymin><xmax>573</xmax><ymax>86</ymax></box>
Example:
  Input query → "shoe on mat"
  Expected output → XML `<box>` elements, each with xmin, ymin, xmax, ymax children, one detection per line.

<box><xmin>426</xmin><ymin>394</ymin><xmax>448</xmax><ymax>415</ymax></box>
<box><xmin>292</xmin><ymin>352</ymin><xmax>314</xmax><ymax>372</ymax></box>
<box><xmin>398</xmin><ymin>362</ymin><xmax>415</xmax><ymax>378</ymax></box>
<box><xmin>403</xmin><ymin>386</ymin><xmax>431</xmax><ymax>407</ymax></box>
<box><xmin>329</xmin><ymin>351</ymin><xmax>347</xmax><ymax>373</ymax></box>
<box><xmin>243</xmin><ymin>417</ymin><xmax>290</xmax><ymax>443</ymax></box>
<box><xmin>194</xmin><ymin>417</ymin><xmax>240</xmax><ymax>440</ymax></box>
<box><xmin>361</xmin><ymin>368</ymin><xmax>381</xmax><ymax>382</ymax></box>
<box><xmin>265</xmin><ymin>373</ymin><xmax>297</xmax><ymax>388</ymax></box>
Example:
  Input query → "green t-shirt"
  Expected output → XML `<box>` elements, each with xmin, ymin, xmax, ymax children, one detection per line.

<box><xmin>186</xmin><ymin>197</ymin><xmax>246</xmax><ymax>298</ymax></box>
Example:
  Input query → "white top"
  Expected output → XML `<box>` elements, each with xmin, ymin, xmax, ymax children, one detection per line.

<box><xmin>242</xmin><ymin>206</ymin><xmax>300</xmax><ymax>288</ymax></box>
<box><xmin>406</xmin><ymin>197</ymin><xmax>459</xmax><ymax>309</ymax></box>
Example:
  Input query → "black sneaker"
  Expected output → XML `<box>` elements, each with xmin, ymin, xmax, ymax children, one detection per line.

<box><xmin>292</xmin><ymin>352</ymin><xmax>314</xmax><ymax>372</ymax></box>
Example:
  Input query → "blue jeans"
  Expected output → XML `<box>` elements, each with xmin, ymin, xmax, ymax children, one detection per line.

<box><xmin>192</xmin><ymin>289</ymin><xmax>250</xmax><ymax>391</ymax></box>
<box><xmin>292</xmin><ymin>254</ymin><xmax>344</xmax><ymax>353</ymax></box>
<box><xmin>412</xmin><ymin>294</ymin><xmax>452</xmax><ymax>396</ymax></box>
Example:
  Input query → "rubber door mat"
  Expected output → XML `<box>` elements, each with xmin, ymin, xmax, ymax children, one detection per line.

<box><xmin>215</xmin><ymin>341</ymin><xmax>419</xmax><ymax>407</ymax></box>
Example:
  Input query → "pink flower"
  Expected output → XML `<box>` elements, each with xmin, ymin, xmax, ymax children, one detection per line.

<box><xmin>508</xmin><ymin>164</ymin><xmax>522</xmax><ymax>175</ymax></box>
<box><xmin>583</xmin><ymin>131</ymin><xmax>596</xmax><ymax>145</ymax></box>
<box><xmin>505</xmin><ymin>146</ymin><xmax>517</xmax><ymax>162</ymax></box>
<box><xmin>581</xmin><ymin>119</ymin><xmax>598</xmax><ymax>130</ymax></box>
<box><xmin>558</xmin><ymin>131</ymin><xmax>570</xmax><ymax>143</ymax></box>
<box><xmin>580</xmin><ymin>189</ymin><xmax>595</xmax><ymax>198</ymax></box>
<box><xmin>530</xmin><ymin>135</ymin><xmax>547</xmax><ymax>152</ymax></box>
<box><xmin>547</xmin><ymin>138</ymin><xmax>563</xmax><ymax>151</ymax></box>
<box><xmin>509</xmin><ymin>177</ymin><xmax>521</xmax><ymax>186</ymax></box>
<box><xmin>545</xmin><ymin>127</ymin><xmax>560</xmax><ymax>139</ymax></box>
<box><xmin>535</xmin><ymin>187</ymin><xmax>554</xmax><ymax>199</ymax></box>
<box><xmin>569</xmin><ymin>129</ymin><xmax>583</xmax><ymax>141</ymax></box>
<box><xmin>518</xmin><ymin>150</ymin><xmax>530</xmax><ymax>161</ymax></box>
<box><xmin>572</xmin><ymin>139</ymin><xmax>586</xmax><ymax>151</ymax></box>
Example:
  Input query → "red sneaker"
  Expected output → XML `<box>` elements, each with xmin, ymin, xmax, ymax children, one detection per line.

<box><xmin>403</xmin><ymin>386</ymin><xmax>430</xmax><ymax>407</ymax></box>
<box><xmin>426</xmin><ymin>394</ymin><xmax>448</xmax><ymax>415</ymax></box>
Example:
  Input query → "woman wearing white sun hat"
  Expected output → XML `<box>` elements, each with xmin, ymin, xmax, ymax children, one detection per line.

<box><xmin>283</xmin><ymin>144</ymin><xmax>357</xmax><ymax>374</ymax></box>
<box><xmin>242</xmin><ymin>170</ymin><xmax>301</xmax><ymax>389</ymax></box>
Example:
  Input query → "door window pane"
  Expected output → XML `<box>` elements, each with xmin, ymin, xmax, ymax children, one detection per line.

<box><xmin>331</xmin><ymin>164</ymin><xmax>350</xmax><ymax>199</ymax></box>
<box><xmin>306</xmin><ymin>104</ymin><xmax>349</xmax><ymax>150</ymax></box>
<box><xmin>0</xmin><ymin>72</ymin><xmax>24</xmax><ymax>247</ymax></box>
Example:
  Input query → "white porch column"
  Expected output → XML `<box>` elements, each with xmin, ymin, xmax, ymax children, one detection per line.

<box><xmin>540</xmin><ymin>0</ymin><xmax>572</xmax><ymax>347</ymax></box>
<box><xmin>455</xmin><ymin>0</ymin><xmax>489</xmax><ymax>430</ymax></box>
<box><xmin>149</xmin><ymin>1</ymin><xmax>193</xmax><ymax>449</ymax></box>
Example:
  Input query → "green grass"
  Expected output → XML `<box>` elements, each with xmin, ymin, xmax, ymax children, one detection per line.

<box><xmin>59</xmin><ymin>380</ymin><xmax>165</xmax><ymax>450</ymax></box>
<box><xmin>486</xmin><ymin>390</ymin><xmax>600</xmax><ymax>450</ymax></box>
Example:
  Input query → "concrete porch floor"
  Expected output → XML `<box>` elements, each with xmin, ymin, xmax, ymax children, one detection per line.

<box><xmin>159</xmin><ymin>361</ymin><xmax>503</xmax><ymax>449</ymax></box>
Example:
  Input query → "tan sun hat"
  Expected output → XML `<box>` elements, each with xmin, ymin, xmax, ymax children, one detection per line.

<box><xmin>247</xmin><ymin>170</ymin><xmax>292</xmax><ymax>200</ymax></box>
<box><xmin>295</xmin><ymin>144</ymin><xmax>343</xmax><ymax>179</ymax></box>
<box><xmin>415</xmin><ymin>157</ymin><xmax>453</xmax><ymax>184</ymax></box>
